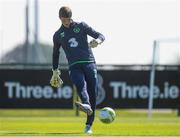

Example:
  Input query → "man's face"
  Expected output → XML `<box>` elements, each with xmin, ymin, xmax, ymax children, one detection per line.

<box><xmin>60</xmin><ymin>17</ymin><xmax>71</xmax><ymax>28</ymax></box>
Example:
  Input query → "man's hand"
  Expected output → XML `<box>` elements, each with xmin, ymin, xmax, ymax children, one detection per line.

<box><xmin>89</xmin><ymin>38</ymin><xmax>104</xmax><ymax>48</ymax></box>
<box><xmin>89</xmin><ymin>39</ymin><xmax>99</xmax><ymax>48</ymax></box>
<box><xmin>50</xmin><ymin>69</ymin><xmax>63</xmax><ymax>88</ymax></box>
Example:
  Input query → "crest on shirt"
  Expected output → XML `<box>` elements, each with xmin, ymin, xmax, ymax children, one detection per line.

<box><xmin>73</xmin><ymin>27</ymin><xmax>80</xmax><ymax>33</ymax></box>
<box><xmin>60</xmin><ymin>32</ymin><xmax>65</xmax><ymax>38</ymax></box>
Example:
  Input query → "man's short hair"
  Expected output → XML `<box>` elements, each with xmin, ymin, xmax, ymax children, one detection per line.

<box><xmin>59</xmin><ymin>6</ymin><xmax>72</xmax><ymax>18</ymax></box>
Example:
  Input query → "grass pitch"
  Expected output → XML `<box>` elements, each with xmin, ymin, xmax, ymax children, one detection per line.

<box><xmin>0</xmin><ymin>109</ymin><xmax>180</xmax><ymax>137</ymax></box>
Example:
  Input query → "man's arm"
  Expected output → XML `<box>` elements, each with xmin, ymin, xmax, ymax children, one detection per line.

<box><xmin>82</xmin><ymin>22</ymin><xmax>105</xmax><ymax>43</ymax></box>
<box><xmin>50</xmin><ymin>32</ymin><xmax>63</xmax><ymax>88</ymax></box>
<box><xmin>52</xmin><ymin>33</ymin><xmax>61</xmax><ymax>70</ymax></box>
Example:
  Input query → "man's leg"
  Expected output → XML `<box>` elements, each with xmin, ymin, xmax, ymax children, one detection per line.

<box><xmin>69</xmin><ymin>65</ymin><xmax>90</xmax><ymax>104</ymax></box>
<box><xmin>83</xmin><ymin>63</ymin><xmax>98</xmax><ymax>126</ymax></box>
<box><xmin>69</xmin><ymin>65</ymin><xmax>92</xmax><ymax>115</ymax></box>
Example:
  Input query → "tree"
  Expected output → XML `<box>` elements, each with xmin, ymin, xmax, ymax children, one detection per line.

<box><xmin>1</xmin><ymin>43</ymin><xmax>68</xmax><ymax>65</ymax></box>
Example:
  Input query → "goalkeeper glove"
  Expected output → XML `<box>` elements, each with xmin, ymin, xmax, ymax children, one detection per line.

<box><xmin>89</xmin><ymin>38</ymin><xmax>104</xmax><ymax>48</ymax></box>
<box><xmin>89</xmin><ymin>39</ymin><xmax>99</xmax><ymax>48</ymax></box>
<box><xmin>50</xmin><ymin>69</ymin><xmax>63</xmax><ymax>88</ymax></box>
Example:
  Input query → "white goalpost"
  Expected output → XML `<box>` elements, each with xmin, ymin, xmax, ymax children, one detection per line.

<box><xmin>148</xmin><ymin>38</ymin><xmax>180</xmax><ymax>118</ymax></box>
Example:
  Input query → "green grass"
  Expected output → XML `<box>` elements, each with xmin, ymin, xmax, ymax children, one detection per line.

<box><xmin>0</xmin><ymin>109</ymin><xmax>180</xmax><ymax>136</ymax></box>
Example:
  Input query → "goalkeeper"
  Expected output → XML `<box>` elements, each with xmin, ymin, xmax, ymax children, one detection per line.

<box><xmin>50</xmin><ymin>6</ymin><xmax>105</xmax><ymax>134</ymax></box>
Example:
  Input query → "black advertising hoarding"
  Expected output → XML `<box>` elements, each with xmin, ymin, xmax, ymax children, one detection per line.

<box><xmin>0</xmin><ymin>69</ymin><xmax>73</xmax><ymax>108</ymax></box>
<box><xmin>97</xmin><ymin>70</ymin><xmax>180</xmax><ymax>108</ymax></box>
<box><xmin>0</xmin><ymin>69</ymin><xmax>179</xmax><ymax>108</ymax></box>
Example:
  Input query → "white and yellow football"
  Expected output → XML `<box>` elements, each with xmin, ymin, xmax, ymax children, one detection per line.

<box><xmin>99</xmin><ymin>107</ymin><xmax>116</xmax><ymax>124</ymax></box>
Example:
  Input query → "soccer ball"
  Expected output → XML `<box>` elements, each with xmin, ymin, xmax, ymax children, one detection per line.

<box><xmin>99</xmin><ymin>107</ymin><xmax>116</xmax><ymax>124</ymax></box>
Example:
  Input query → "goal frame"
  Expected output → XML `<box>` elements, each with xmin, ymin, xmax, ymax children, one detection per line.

<box><xmin>148</xmin><ymin>38</ymin><xmax>180</xmax><ymax>118</ymax></box>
